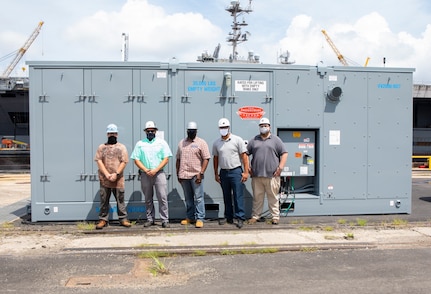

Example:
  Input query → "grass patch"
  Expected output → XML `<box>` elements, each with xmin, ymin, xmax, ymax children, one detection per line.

<box><xmin>77</xmin><ymin>222</ymin><xmax>95</xmax><ymax>230</ymax></box>
<box><xmin>337</xmin><ymin>219</ymin><xmax>347</xmax><ymax>225</ymax></box>
<box><xmin>298</xmin><ymin>226</ymin><xmax>313</xmax><ymax>231</ymax></box>
<box><xmin>300</xmin><ymin>247</ymin><xmax>317</xmax><ymax>252</ymax></box>
<box><xmin>193</xmin><ymin>250</ymin><xmax>207</xmax><ymax>256</ymax></box>
<box><xmin>356</xmin><ymin>219</ymin><xmax>368</xmax><ymax>226</ymax></box>
<box><xmin>138</xmin><ymin>251</ymin><xmax>174</xmax><ymax>259</ymax></box>
<box><xmin>220</xmin><ymin>248</ymin><xmax>279</xmax><ymax>255</ymax></box>
<box><xmin>392</xmin><ymin>218</ymin><xmax>408</xmax><ymax>226</ymax></box>
<box><xmin>344</xmin><ymin>233</ymin><xmax>354</xmax><ymax>240</ymax></box>
<box><xmin>147</xmin><ymin>253</ymin><xmax>170</xmax><ymax>276</ymax></box>
<box><xmin>322</xmin><ymin>226</ymin><xmax>334</xmax><ymax>231</ymax></box>
<box><xmin>1</xmin><ymin>222</ymin><xmax>14</xmax><ymax>229</ymax></box>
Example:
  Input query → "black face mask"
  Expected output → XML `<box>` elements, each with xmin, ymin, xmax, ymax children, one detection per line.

<box><xmin>107</xmin><ymin>136</ymin><xmax>117</xmax><ymax>145</ymax></box>
<box><xmin>146</xmin><ymin>132</ymin><xmax>156</xmax><ymax>141</ymax></box>
<box><xmin>187</xmin><ymin>130</ymin><xmax>197</xmax><ymax>140</ymax></box>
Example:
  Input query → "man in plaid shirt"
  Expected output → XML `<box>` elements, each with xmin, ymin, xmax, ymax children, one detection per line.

<box><xmin>176</xmin><ymin>121</ymin><xmax>211</xmax><ymax>228</ymax></box>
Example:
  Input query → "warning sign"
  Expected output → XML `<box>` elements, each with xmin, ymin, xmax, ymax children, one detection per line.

<box><xmin>236</xmin><ymin>106</ymin><xmax>265</xmax><ymax>120</ymax></box>
<box><xmin>235</xmin><ymin>80</ymin><xmax>267</xmax><ymax>92</ymax></box>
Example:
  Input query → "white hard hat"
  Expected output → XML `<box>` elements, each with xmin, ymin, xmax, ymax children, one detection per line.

<box><xmin>187</xmin><ymin>121</ymin><xmax>198</xmax><ymax>129</ymax></box>
<box><xmin>259</xmin><ymin>117</ymin><xmax>271</xmax><ymax>125</ymax></box>
<box><xmin>144</xmin><ymin>121</ymin><xmax>158</xmax><ymax>130</ymax></box>
<box><xmin>106</xmin><ymin>123</ymin><xmax>118</xmax><ymax>133</ymax></box>
<box><xmin>218</xmin><ymin>118</ymin><xmax>230</xmax><ymax>127</ymax></box>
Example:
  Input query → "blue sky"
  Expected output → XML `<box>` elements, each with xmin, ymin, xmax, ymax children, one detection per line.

<box><xmin>1</xmin><ymin>0</ymin><xmax>430</xmax><ymax>82</ymax></box>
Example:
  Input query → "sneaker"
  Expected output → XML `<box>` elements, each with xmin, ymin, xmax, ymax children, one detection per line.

<box><xmin>181</xmin><ymin>218</ymin><xmax>195</xmax><ymax>225</ymax></box>
<box><xmin>237</xmin><ymin>219</ymin><xmax>244</xmax><ymax>229</ymax></box>
<box><xmin>162</xmin><ymin>221</ymin><xmax>170</xmax><ymax>228</ymax></box>
<box><xmin>195</xmin><ymin>220</ymin><xmax>204</xmax><ymax>228</ymax></box>
<box><xmin>272</xmin><ymin>219</ymin><xmax>279</xmax><ymax>225</ymax></box>
<box><xmin>120</xmin><ymin>219</ymin><xmax>132</xmax><ymax>228</ymax></box>
<box><xmin>247</xmin><ymin>218</ymin><xmax>258</xmax><ymax>225</ymax></box>
<box><xmin>95</xmin><ymin>220</ymin><xmax>107</xmax><ymax>230</ymax></box>
<box><xmin>143</xmin><ymin>220</ymin><xmax>155</xmax><ymax>227</ymax></box>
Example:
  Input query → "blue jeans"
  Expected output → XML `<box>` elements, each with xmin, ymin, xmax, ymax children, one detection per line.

<box><xmin>180</xmin><ymin>177</ymin><xmax>205</xmax><ymax>220</ymax></box>
<box><xmin>219</xmin><ymin>167</ymin><xmax>245</xmax><ymax>220</ymax></box>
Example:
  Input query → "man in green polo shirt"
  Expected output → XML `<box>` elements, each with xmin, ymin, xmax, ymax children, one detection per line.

<box><xmin>131</xmin><ymin>121</ymin><xmax>173</xmax><ymax>228</ymax></box>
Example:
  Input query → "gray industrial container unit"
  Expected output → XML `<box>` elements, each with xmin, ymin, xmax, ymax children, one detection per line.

<box><xmin>28</xmin><ymin>61</ymin><xmax>414</xmax><ymax>222</ymax></box>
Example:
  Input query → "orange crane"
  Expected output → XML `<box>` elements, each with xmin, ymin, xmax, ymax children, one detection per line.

<box><xmin>1</xmin><ymin>21</ymin><xmax>44</xmax><ymax>78</ymax></box>
<box><xmin>321</xmin><ymin>29</ymin><xmax>348</xmax><ymax>66</ymax></box>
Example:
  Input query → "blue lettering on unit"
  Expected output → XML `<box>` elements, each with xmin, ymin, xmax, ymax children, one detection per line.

<box><xmin>128</xmin><ymin>206</ymin><xmax>146</xmax><ymax>213</ymax></box>
<box><xmin>95</xmin><ymin>206</ymin><xmax>146</xmax><ymax>213</ymax></box>
<box><xmin>188</xmin><ymin>80</ymin><xmax>220</xmax><ymax>92</ymax></box>
<box><xmin>377</xmin><ymin>83</ymin><xmax>401</xmax><ymax>89</ymax></box>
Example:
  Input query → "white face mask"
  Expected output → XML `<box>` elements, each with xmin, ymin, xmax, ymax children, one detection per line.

<box><xmin>220</xmin><ymin>128</ymin><xmax>229</xmax><ymax>136</ymax></box>
<box><xmin>259</xmin><ymin>126</ymin><xmax>270</xmax><ymax>134</ymax></box>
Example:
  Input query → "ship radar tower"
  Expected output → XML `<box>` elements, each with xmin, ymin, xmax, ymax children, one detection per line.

<box><xmin>226</xmin><ymin>0</ymin><xmax>253</xmax><ymax>62</ymax></box>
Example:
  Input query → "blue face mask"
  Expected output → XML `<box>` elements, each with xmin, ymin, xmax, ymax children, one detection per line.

<box><xmin>146</xmin><ymin>132</ymin><xmax>156</xmax><ymax>141</ymax></box>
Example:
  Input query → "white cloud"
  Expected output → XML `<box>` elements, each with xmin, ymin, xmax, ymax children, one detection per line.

<box><xmin>64</xmin><ymin>0</ymin><xmax>223</xmax><ymax>61</ymax></box>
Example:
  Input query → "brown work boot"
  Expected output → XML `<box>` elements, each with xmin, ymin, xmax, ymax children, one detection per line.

<box><xmin>96</xmin><ymin>220</ymin><xmax>107</xmax><ymax>230</ymax></box>
<box><xmin>195</xmin><ymin>220</ymin><xmax>204</xmax><ymax>228</ymax></box>
<box><xmin>181</xmin><ymin>218</ymin><xmax>195</xmax><ymax>225</ymax></box>
<box><xmin>120</xmin><ymin>219</ymin><xmax>132</xmax><ymax>228</ymax></box>
<box><xmin>247</xmin><ymin>218</ymin><xmax>258</xmax><ymax>225</ymax></box>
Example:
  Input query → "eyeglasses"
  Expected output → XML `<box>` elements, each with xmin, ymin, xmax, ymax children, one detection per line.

<box><xmin>146</xmin><ymin>130</ymin><xmax>156</xmax><ymax>133</ymax></box>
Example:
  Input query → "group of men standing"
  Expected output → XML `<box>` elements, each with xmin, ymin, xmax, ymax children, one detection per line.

<box><xmin>94</xmin><ymin>117</ymin><xmax>287</xmax><ymax>230</ymax></box>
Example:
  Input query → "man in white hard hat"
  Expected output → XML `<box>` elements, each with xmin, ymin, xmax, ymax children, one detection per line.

<box><xmin>246</xmin><ymin>117</ymin><xmax>288</xmax><ymax>225</ymax></box>
<box><xmin>131</xmin><ymin>120</ymin><xmax>173</xmax><ymax>228</ymax></box>
<box><xmin>94</xmin><ymin>123</ymin><xmax>131</xmax><ymax>229</ymax></box>
<box><xmin>176</xmin><ymin>121</ymin><xmax>211</xmax><ymax>228</ymax></box>
<box><xmin>212</xmin><ymin>118</ymin><xmax>249</xmax><ymax>229</ymax></box>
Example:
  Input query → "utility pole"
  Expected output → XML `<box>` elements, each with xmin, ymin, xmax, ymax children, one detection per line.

<box><xmin>121</xmin><ymin>33</ymin><xmax>129</xmax><ymax>62</ymax></box>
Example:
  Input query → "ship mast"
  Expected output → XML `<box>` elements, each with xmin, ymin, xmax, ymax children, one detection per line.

<box><xmin>225</xmin><ymin>0</ymin><xmax>253</xmax><ymax>62</ymax></box>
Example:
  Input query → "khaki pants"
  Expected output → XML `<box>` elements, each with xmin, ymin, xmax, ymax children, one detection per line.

<box><xmin>251</xmin><ymin>177</ymin><xmax>280</xmax><ymax>220</ymax></box>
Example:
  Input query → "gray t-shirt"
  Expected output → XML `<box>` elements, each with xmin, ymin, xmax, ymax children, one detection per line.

<box><xmin>247</xmin><ymin>134</ymin><xmax>287</xmax><ymax>177</ymax></box>
<box><xmin>212</xmin><ymin>133</ymin><xmax>247</xmax><ymax>169</ymax></box>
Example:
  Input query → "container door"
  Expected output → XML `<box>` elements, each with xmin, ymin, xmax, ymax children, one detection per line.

<box><xmin>33</xmin><ymin>68</ymin><xmax>86</xmax><ymax>203</ymax></box>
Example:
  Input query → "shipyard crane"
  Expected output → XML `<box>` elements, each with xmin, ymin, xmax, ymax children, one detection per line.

<box><xmin>1</xmin><ymin>21</ymin><xmax>44</xmax><ymax>78</ymax></box>
<box><xmin>321</xmin><ymin>29</ymin><xmax>348</xmax><ymax>66</ymax></box>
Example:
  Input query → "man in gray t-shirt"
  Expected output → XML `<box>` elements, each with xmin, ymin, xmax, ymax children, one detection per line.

<box><xmin>213</xmin><ymin>118</ymin><xmax>249</xmax><ymax>228</ymax></box>
<box><xmin>246</xmin><ymin>117</ymin><xmax>288</xmax><ymax>225</ymax></box>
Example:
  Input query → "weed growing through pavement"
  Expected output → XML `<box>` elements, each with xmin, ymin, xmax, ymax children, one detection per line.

<box><xmin>193</xmin><ymin>250</ymin><xmax>207</xmax><ymax>256</ymax></box>
<box><xmin>76</xmin><ymin>222</ymin><xmax>95</xmax><ymax>230</ymax></box>
<box><xmin>1</xmin><ymin>222</ymin><xmax>14</xmax><ymax>229</ymax></box>
<box><xmin>356</xmin><ymin>219</ymin><xmax>368</xmax><ymax>226</ymax></box>
<box><xmin>148</xmin><ymin>254</ymin><xmax>170</xmax><ymax>276</ymax></box>
<box><xmin>344</xmin><ymin>233</ymin><xmax>354</xmax><ymax>240</ymax></box>
<box><xmin>337</xmin><ymin>219</ymin><xmax>347</xmax><ymax>225</ymax></box>
<box><xmin>221</xmin><ymin>248</ymin><xmax>279</xmax><ymax>255</ymax></box>
<box><xmin>298</xmin><ymin>226</ymin><xmax>313</xmax><ymax>231</ymax></box>
<box><xmin>323</xmin><ymin>226</ymin><xmax>334</xmax><ymax>231</ymax></box>
<box><xmin>300</xmin><ymin>247</ymin><xmax>317</xmax><ymax>252</ymax></box>
<box><xmin>392</xmin><ymin>218</ymin><xmax>408</xmax><ymax>226</ymax></box>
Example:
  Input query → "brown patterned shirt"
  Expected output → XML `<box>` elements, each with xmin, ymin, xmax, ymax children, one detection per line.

<box><xmin>94</xmin><ymin>143</ymin><xmax>129</xmax><ymax>188</ymax></box>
